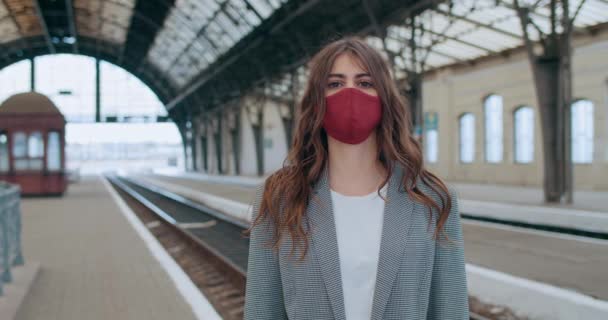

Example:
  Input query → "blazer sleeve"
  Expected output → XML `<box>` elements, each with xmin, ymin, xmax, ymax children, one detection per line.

<box><xmin>243</xmin><ymin>183</ymin><xmax>288</xmax><ymax>320</ymax></box>
<box><xmin>426</xmin><ymin>186</ymin><xmax>470</xmax><ymax>320</ymax></box>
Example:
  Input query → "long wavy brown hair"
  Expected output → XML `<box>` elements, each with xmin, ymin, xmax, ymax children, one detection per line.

<box><xmin>242</xmin><ymin>35</ymin><xmax>453</xmax><ymax>262</ymax></box>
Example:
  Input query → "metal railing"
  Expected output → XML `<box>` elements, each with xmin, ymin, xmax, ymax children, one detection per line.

<box><xmin>0</xmin><ymin>181</ymin><xmax>24</xmax><ymax>296</ymax></box>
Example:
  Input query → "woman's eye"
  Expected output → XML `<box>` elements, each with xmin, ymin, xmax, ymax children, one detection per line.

<box><xmin>328</xmin><ymin>82</ymin><xmax>341</xmax><ymax>88</ymax></box>
<box><xmin>360</xmin><ymin>81</ymin><xmax>374</xmax><ymax>88</ymax></box>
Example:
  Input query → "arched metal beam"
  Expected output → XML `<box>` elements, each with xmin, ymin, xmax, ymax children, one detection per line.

<box><xmin>0</xmin><ymin>35</ymin><xmax>177</xmax><ymax>107</ymax></box>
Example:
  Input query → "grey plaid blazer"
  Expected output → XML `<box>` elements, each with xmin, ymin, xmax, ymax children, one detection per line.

<box><xmin>244</xmin><ymin>161</ymin><xmax>469</xmax><ymax>320</ymax></box>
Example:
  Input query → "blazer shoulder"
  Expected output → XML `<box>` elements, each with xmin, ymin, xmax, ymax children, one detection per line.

<box><xmin>414</xmin><ymin>177</ymin><xmax>458</xmax><ymax>206</ymax></box>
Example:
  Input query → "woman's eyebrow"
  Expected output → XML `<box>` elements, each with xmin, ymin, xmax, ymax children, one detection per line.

<box><xmin>328</xmin><ymin>73</ymin><xmax>371</xmax><ymax>78</ymax></box>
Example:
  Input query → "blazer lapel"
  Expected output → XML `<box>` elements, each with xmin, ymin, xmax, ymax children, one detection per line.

<box><xmin>307</xmin><ymin>162</ymin><xmax>347</xmax><ymax>320</ymax></box>
<box><xmin>307</xmin><ymin>160</ymin><xmax>413</xmax><ymax>320</ymax></box>
<box><xmin>370</xmin><ymin>162</ymin><xmax>414</xmax><ymax>320</ymax></box>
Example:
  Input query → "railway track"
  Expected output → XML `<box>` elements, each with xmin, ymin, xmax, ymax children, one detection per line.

<box><xmin>107</xmin><ymin>174</ymin><xmax>249</xmax><ymax>320</ymax></box>
<box><xmin>106</xmin><ymin>174</ymin><xmax>518</xmax><ymax>320</ymax></box>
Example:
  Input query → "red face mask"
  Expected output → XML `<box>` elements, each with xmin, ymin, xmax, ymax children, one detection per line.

<box><xmin>323</xmin><ymin>87</ymin><xmax>382</xmax><ymax>144</ymax></box>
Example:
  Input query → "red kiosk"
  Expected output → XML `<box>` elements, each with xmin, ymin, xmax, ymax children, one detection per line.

<box><xmin>0</xmin><ymin>92</ymin><xmax>68</xmax><ymax>196</ymax></box>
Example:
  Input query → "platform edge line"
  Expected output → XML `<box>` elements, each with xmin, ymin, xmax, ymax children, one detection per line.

<box><xmin>101</xmin><ymin>175</ymin><xmax>222</xmax><ymax>320</ymax></box>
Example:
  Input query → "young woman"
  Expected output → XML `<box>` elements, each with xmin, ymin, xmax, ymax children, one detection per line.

<box><xmin>243</xmin><ymin>36</ymin><xmax>469</xmax><ymax>320</ymax></box>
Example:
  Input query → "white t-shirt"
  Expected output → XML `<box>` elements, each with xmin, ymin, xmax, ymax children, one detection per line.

<box><xmin>330</xmin><ymin>183</ymin><xmax>387</xmax><ymax>320</ymax></box>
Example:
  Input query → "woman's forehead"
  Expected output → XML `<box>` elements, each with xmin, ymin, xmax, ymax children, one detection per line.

<box><xmin>330</xmin><ymin>52</ymin><xmax>368</xmax><ymax>74</ymax></box>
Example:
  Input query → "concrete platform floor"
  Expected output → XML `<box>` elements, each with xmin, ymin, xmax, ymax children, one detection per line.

<box><xmin>16</xmin><ymin>176</ymin><xmax>197</xmax><ymax>320</ymax></box>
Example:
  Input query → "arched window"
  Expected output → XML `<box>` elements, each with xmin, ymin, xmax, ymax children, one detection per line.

<box><xmin>571</xmin><ymin>99</ymin><xmax>594</xmax><ymax>163</ymax></box>
<box><xmin>12</xmin><ymin>132</ymin><xmax>27</xmax><ymax>171</ymax></box>
<box><xmin>424</xmin><ymin>112</ymin><xmax>438</xmax><ymax>163</ymax></box>
<box><xmin>459</xmin><ymin>113</ymin><xmax>475</xmax><ymax>163</ymax></box>
<box><xmin>28</xmin><ymin>132</ymin><xmax>44</xmax><ymax>158</ymax></box>
<box><xmin>484</xmin><ymin>94</ymin><xmax>503</xmax><ymax>163</ymax></box>
<box><xmin>514</xmin><ymin>106</ymin><xmax>535</xmax><ymax>163</ymax></box>
<box><xmin>27</xmin><ymin>131</ymin><xmax>44</xmax><ymax>170</ymax></box>
<box><xmin>12</xmin><ymin>131</ymin><xmax>45</xmax><ymax>171</ymax></box>
<box><xmin>0</xmin><ymin>132</ymin><xmax>8</xmax><ymax>172</ymax></box>
<box><xmin>47</xmin><ymin>131</ymin><xmax>62</xmax><ymax>171</ymax></box>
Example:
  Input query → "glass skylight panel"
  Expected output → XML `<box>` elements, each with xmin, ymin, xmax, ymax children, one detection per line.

<box><xmin>447</xmin><ymin>0</ymin><xmax>480</xmax><ymax>16</ymax></box>
<box><xmin>365</xmin><ymin>36</ymin><xmax>384</xmax><ymax>53</ymax></box>
<box><xmin>530</xmin><ymin>14</ymin><xmax>552</xmax><ymax>34</ymax></box>
<box><xmin>440</xmin><ymin>19</ymin><xmax>478</xmax><ymax>38</ymax></box>
<box><xmin>145</xmin><ymin>0</ymin><xmax>286</xmax><ymax>87</ymax></box>
<box><xmin>168</xmin><ymin>62</ymin><xmax>190</xmax><ymax>87</ymax></box>
<box><xmin>203</xmin><ymin>50</ymin><xmax>216</xmax><ymax>65</ymax></box>
<box><xmin>425</xmin><ymin>51</ymin><xmax>455</xmax><ymax>67</ymax></box>
<box><xmin>215</xmin><ymin>11</ymin><xmax>240</xmax><ymax>42</ymax></box>
<box><xmin>469</xmin><ymin>28</ymin><xmax>520</xmax><ymax>50</ymax></box>
<box><xmin>147</xmin><ymin>2</ymin><xmax>203</xmax><ymax>72</ymax></box>
<box><xmin>492</xmin><ymin>17</ymin><xmax>525</xmax><ymax>38</ymax></box>
<box><xmin>575</xmin><ymin>1</ymin><xmax>608</xmax><ymax>25</ymax></box>
<box><xmin>458</xmin><ymin>29</ymin><xmax>507</xmax><ymax>52</ymax></box>
<box><xmin>417</xmin><ymin>31</ymin><xmax>436</xmax><ymax>48</ymax></box>
<box><xmin>200</xmin><ymin>0</ymin><xmax>220</xmax><ymax>12</ymax></box>
<box><xmin>190</xmin><ymin>38</ymin><xmax>206</xmax><ymax>56</ymax></box>
<box><xmin>394</xmin><ymin>55</ymin><xmax>407</xmax><ymax>69</ymax></box>
<box><xmin>206</xmin><ymin>22</ymin><xmax>228</xmax><ymax>52</ymax></box>
<box><xmin>174</xmin><ymin>53</ymin><xmax>198</xmax><ymax>82</ymax></box>
<box><xmin>425</xmin><ymin>12</ymin><xmax>453</xmax><ymax>32</ymax></box>
<box><xmin>225</xmin><ymin>1</ymin><xmax>257</xmax><ymax>34</ymax></box>
<box><xmin>466</xmin><ymin>5</ymin><xmax>514</xmax><ymax>24</ymax></box>
<box><xmin>385</xmin><ymin>37</ymin><xmax>403</xmax><ymax>54</ymax></box>
<box><xmin>267</xmin><ymin>0</ymin><xmax>282</xmax><ymax>9</ymax></box>
<box><xmin>229</xmin><ymin>0</ymin><xmax>261</xmax><ymax>27</ymax></box>
<box><xmin>183</xmin><ymin>6</ymin><xmax>211</xmax><ymax>31</ymax></box>
<box><xmin>433</xmin><ymin>39</ymin><xmax>486</xmax><ymax>60</ymax></box>
<box><xmin>575</xmin><ymin>9</ymin><xmax>601</xmax><ymax>25</ymax></box>
<box><xmin>196</xmin><ymin>36</ymin><xmax>218</xmax><ymax>56</ymax></box>
<box><xmin>249</xmin><ymin>0</ymin><xmax>274</xmax><ymax>19</ymax></box>
<box><xmin>194</xmin><ymin>53</ymin><xmax>209</xmax><ymax>71</ymax></box>
<box><xmin>523</xmin><ymin>23</ymin><xmax>542</xmax><ymax>41</ymax></box>
<box><xmin>387</xmin><ymin>25</ymin><xmax>408</xmax><ymax>39</ymax></box>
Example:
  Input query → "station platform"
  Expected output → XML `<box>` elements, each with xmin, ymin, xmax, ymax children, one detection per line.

<box><xmin>16</xmin><ymin>175</ymin><xmax>200</xmax><ymax>320</ymax></box>
<box><xmin>128</xmin><ymin>170</ymin><xmax>608</xmax><ymax>319</ymax></box>
<box><xmin>144</xmin><ymin>168</ymin><xmax>608</xmax><ymax>235</ymax></box>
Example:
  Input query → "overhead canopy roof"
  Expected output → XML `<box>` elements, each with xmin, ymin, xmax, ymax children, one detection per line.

<box><xmin>374</xmin><ymin>0</ymin><xmax>608</xmax><ymax>74</ymax></box>
<box><xmin>1</xmin><ymin>0</ymin><xmax>607</xmax><ymax>120</ymax></box>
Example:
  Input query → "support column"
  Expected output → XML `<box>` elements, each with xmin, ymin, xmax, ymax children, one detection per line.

<box><xmin>191</xmin><ymin>120</ymin><xmax>198</xmax><ymax>171</ymax></box>
<box><xmin>403</xmin><ymin>72</ymin><xmax>423</xmax><ymax>143</ymax></box>
<box><xmin>514</xmin><ymin>1</ymin><xmax>574</xmax><ymax>203</ymax></box>
<box><xmin>283</xmin><ymin>69</ymin><xmax>299</xmax><ymax>148</ymax></box>
<box><xmin>200</xmin><ymin>118</ymin><xmax>209</xmax><ymax>172</ymax></box>
<box><xmin>228</xmin><ymin>108</ymin><xmax>241</xmax><ymax>175</ymax></box>
<box><xmin>280</xmin><ymin>108</ymin><xmax>294</xmax><ymax>151</ymax></box>
<box><xmin>30</xmin><ymin>57</ymin><xmax>36</xmax><ymax>91</ymax></box>
<box><xmin>247</xmin><ymin>95</ymin><xmax>265</xmax><ymax>176</ymax></box>
<box><xmin>213</xmin><ymin>113</ymin><xmax>223</xmax><ymax>174</ymax></box>
<box><xmin>95</xmin><ymin>58</ymin><xmax>101</xmax><ymax>123</ymax></box>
